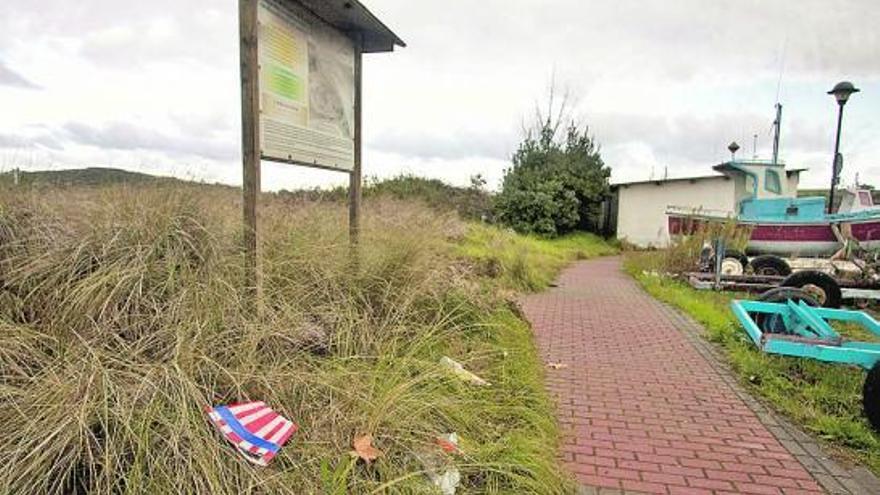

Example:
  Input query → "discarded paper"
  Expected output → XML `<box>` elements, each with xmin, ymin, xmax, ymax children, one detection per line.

<box><xmin>435</xmin><ymin>432</ymin><xmax>461</xmax><ymax>454</ymax></box>
<box><xmin>206</xmin><ymin>401</ymin><xmax>297</xmax><ymax>467</ymax></box>
<box><xmin>440</xmin><ymin>356</ymin><xmax>490</xmax><ymax>386</ymax></box>
<box><xmin>429</xmin><ymin>468</ymin><xmax>461</xmax><ymax>495</ymax></box>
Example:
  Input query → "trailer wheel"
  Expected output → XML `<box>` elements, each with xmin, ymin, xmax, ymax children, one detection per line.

<box><xmin>749</xmin><ymin>255</ymin><xmax>792</xmax><ymax>276</ymax></box>
<box><xmin>781</xmin><ymin>271</ymin><xmax>842</xmax><ymax>309</ymax></box>
<box><xmin>710</xmin><ymin>250</ymin><xmax>749</xmax><ymax>276</ymax></box>
<box><xmin>755</xmin><ymin>288</ymin><xmax>821</xmax><ymax>334</ymax></box>
<box><xmin>863</xmin><ymin>363</ymin><xmax>880</xmax><ymax>433</ymax></box>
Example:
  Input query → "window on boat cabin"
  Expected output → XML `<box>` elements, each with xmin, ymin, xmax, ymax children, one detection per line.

<box><xmin>765</xmin><ymin>169</ymin><xmax>782</xmax><ymax>194</ymax></box>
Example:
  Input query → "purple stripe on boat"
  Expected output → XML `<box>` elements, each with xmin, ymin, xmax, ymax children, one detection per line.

<box><xmin>748</xmin><ymin>224</ymin><xmax>837</xmax><ymax>242</ymax></box>
<box><xmin>851</xmin><ymin>221</ymin><xmax>880</xmax><ymax>242</ymax></box>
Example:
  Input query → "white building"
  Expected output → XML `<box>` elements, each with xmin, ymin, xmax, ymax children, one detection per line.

<box><xmin>609</xmin><ymin>160</ymin><xmax>805</xmax><ymax>247</ymax></box>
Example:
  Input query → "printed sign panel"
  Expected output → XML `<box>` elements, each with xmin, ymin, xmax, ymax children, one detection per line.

<box><xmin>258</xmin><ymin>0</ymin><xmax>356</xmax><ymax>171</ymax></box>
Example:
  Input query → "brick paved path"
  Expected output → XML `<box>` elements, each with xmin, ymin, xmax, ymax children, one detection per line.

<box><xmin>522</xmin><ymin>257</ymin><xmax>880</xmax><ymax>495</ymax></box>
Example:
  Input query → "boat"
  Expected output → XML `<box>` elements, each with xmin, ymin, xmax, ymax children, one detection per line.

<box><xmin>667</xmin><ymin>163</ymin><xmax>880</xmax><ymax>257</ymax></box>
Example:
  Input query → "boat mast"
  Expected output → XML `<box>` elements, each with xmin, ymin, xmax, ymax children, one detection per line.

<box><xmin>772</xmin><ymin>103</ymin><xmax>782</xmax><ymax>165</ymax></box>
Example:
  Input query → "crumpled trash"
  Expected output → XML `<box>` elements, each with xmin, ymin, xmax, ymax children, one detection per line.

<box><xmin>440</xmin><ymin>356</ymin><xmax>490</xmax><ymax>386</ymax></box>
<box><xmin>206</xmin><ymin>401</ymin><xmax>297</xmax><ymax>466</ymax></box>
<box><xmin>429</xmin><ymin>468</ymin><xmax>461</xmax><ymax>495</ymax></box>
<box><xmin>435</xmin><ymin>432</ymin><xmax>461</xmax><ymax>454</ymax></box>
<box><xmin>419</xmin><ymin>432</ymin><xmax>463</xmax><ymax>495</ymax></box>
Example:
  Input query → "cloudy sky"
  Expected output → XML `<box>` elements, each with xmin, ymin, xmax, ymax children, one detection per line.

<box><xmin>0</xmin><ymin>0</ymin><xmax>878</xmax><ymax>191</ymax></box>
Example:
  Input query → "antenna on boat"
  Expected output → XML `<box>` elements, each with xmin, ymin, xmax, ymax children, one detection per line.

<box><xmin>772</xmin><ymin>103</ymin><xmax>783</xmax><ymax>165</ymax></box>
<box><xmin>772</xmin><ymin>35</ymin><xmax>787</xmax><ymax>166</ymax></box>
<box><xmin>753</xmin><ymin>134</ymin><xmax>758</xmax><ymax>159</ymax></box>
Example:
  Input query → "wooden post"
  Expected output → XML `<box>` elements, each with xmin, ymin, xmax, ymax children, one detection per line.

<box><xmin>239</xmin><ymin>0</ymin><xmax>262</xmax><ymax>305</ymax></box>
<box><xmin>349</xmin><ymin>35</ymin><xmax>364</xmax><ymax>256</ymax></box>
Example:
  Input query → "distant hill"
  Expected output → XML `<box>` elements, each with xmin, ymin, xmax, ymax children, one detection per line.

<box><xmin>0</xmin><ymin>167</ymin><xmax>173</xmax><ymax>187</ymax></box>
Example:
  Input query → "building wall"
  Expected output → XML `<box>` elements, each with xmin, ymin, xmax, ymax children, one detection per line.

<box><xmin>616</xmin><ymin>178</ymin><xmax>736</xmax><ymax>247</ymax></box>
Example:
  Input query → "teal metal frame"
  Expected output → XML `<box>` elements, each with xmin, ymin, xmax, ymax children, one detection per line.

<box><xmin>731</xmin><ymin>299</ymin><xmax>880</xmax><ymax>370</ymax></box>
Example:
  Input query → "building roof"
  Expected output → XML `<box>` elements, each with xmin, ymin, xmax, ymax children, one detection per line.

<box><xmin>713</xmin><ymin>160</ymin><xmax>807</xmax><ymax>176</ymax></box>
<box><xmin>611</xmin><ymin>174</ymin><xmax>729</xmax><ymax>189</ymax></box>
<box><xmin>298</xmin><ymin>0</ymin><xmax>405</xmax><ymax>53</ymax></box>
<box><xmin>612</xmin><ymin>160</ymin><xmax>808</xmax><ymax>190</ymax></box>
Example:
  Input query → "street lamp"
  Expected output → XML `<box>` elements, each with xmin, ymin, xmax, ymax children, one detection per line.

<box><xmin>827</xmin><ymin>81</ymin><xmax>860</xmax><ymax>214</ymax></box>
<box><xmin>728</xmin><ymin>141</ymin><xmax>740</xmax><ymax>161</ymax></box>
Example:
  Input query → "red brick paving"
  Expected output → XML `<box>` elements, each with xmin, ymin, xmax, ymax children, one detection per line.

<box><xmin>521</xmin><ymin>257</ymin><xmax>824</xmax><ymax>494</ymax></box>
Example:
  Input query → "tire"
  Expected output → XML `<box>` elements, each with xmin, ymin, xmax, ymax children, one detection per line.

<box><xmin>749</xmin><ymin>255</ymin><xmax>792</xmax><ymax>276</ymax></box>
<box><xmin>709</xmin><ymin>249</ymin><xmax>749</xmax><ymax>276</ymax></box>
<box><xmin>781</xmin><ymin>271</ymin><xmax>842</xmax><ymax>309</ymax></box>
<box><xmin>755</xmin><ymin>287</ymin><xmax>821</xmax><ymax>334</ymax></box>
<box><xmin>863</xmin><ymin>363</ymin><xmax>880</xmax><ymax>433</ymax></box>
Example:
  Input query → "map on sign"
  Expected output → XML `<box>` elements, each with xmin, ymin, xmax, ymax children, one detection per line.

<box><xmin>258</xmin><ymin>0</ymin><xmax>356</xmax><ymax>172</ymax></box>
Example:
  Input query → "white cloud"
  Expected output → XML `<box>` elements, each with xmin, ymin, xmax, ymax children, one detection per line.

<box><xmin>0</xmin><ymin>61</ymin><xmax>40</xmax><ymax>89</ymax></box>
<box><xmin>0</xmin><ymin>0</ymin><xmax>877</xmax><ymax>192</ymax></box>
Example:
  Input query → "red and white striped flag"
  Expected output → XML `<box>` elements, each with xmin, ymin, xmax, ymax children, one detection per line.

<box><xmin>206</xmin><ymin>401</ymin><xmax>297</xmax><ymax>466</ymax></box>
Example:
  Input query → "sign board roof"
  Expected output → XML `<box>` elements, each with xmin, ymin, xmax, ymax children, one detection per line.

<box><xmin>296</xmin><ymin>0</ymin><xmax>405</xmax><ymax>53</ymax></box>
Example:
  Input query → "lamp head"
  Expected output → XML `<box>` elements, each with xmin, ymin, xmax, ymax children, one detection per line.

<box><xmin>728</xmin><ymin>141</ymin><xmax>740</xmax><ymax>157</ymax></box>
<box><xmin>828</xmin><ymin>81</ymin><xmax>860</xmax><ymax>105</ymax></box>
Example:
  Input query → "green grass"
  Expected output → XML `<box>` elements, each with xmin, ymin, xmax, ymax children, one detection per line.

<box><xmin>624</xmin><ymin>252</ymin><xmax>880</xmax><ymax>474</ymax></box>
<box><xmin>0</xmin><ymin>181</ymin><xmax>605</xmax><ymax>494</ymax></box>
<box><xmin>457</xmin><ymin>224</ymin><xmax>619</xmax><ymax>292</ymax></box>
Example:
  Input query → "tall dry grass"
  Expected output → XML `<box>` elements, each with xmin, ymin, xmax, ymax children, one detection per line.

<box><xmin>0</xmin><ymin>182</ymin><xmax>569</xmax><ymax>494</ymax></box>
<box><xmin>627</xmin><ymin>217</ymin><xmax>752</xmax><ymax>275</ymax></box>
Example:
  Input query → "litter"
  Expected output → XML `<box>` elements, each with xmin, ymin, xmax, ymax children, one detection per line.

<box><xmin>440</xmin><ymin>356</ymin><xmax>490</xmax><ymax>386</ymax></box>
<box><xmin>547</xmin><ymin>362</ymin><xmax>568</xmax><ymax>370</ymax></box>
<box><xmin>429</xmin><ymin>468</ymin><xmax>461</xmax><ymax>495</ymax></box>
<box><xmin>206</xmin><ymin>401</ymin><xmax>297</xmax><ymax>467</ymax></box>
<box><xmin>418</xmin><ymin>434</ymin><xmax>462</xmax><ymax>495</ymax></box>
<box><xmin>435</xmin><ymin>432</ymin><xmax>461</xmax><ymax>454</ymax></box>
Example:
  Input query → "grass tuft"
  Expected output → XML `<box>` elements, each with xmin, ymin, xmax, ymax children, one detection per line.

<box><xmin>457</xmin><ymin>224</ymin><xmax>618</xmax><ymax>291</ymax></box>
<box><xmin>0</xmin><ymin>182</ymin><xmax>603</xmax><ymax>494</ymax></box>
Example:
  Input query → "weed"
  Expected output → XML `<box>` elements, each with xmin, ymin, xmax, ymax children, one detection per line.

<box><xmin>457</xmin><ymin>224</ymin><xmax>618</xmax><ymax>291</ymax></box>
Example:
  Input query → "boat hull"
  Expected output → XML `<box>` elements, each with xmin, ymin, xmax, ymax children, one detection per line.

<box><xmin>668</xmin><ymin>215</ymin><xmax>880</xmax><ymax>256</ymax></box>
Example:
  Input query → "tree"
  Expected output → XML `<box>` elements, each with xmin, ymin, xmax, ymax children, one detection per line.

<box><xmin>495</xmin><ymin>89</ymin><xmax>610</xmax><ymax>236</ymax></box>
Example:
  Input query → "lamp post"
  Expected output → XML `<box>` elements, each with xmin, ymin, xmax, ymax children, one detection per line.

<box><xmin>728</xmin><ymin>141</ymin><xmax>740</xmax><ymax>161</ymax></box>
<box><xmin>827</xmin><ymin>81</ymin><xmax>860</xmax><ymax>214</ymax></box>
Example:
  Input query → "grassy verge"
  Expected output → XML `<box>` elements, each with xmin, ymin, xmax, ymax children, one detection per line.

<box><xmin>0</xmin><ymin>182</ymin><xmax>616</xmax><ymax>494</ymax></box>
<box><xmin>457</xmin><ymin>224</ymin><xmax>619</xmax><ymax>292</ymax></box>
<box><xmin>624</xmin><ymin>252</ymin><xmax>880</xmax><ymax>474</ymax></box>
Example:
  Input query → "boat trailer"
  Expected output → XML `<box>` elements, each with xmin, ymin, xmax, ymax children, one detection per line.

<box><xmin>687</xmin><ymin>238</ymin><xmax>880</xmax><ymax>308</ymax></box>
<box><xmin>732</xmin><ymin>298</ymin><xmax>880</xmax><ymax>431</ymax></box>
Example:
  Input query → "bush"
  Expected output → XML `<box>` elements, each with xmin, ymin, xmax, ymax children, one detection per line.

<box><xmin>495</xmin><ymin>119</ymin><xmax>610</xmax><ymax>237</ymax></box>
<box><xmin>366</xmin><ymin>174</ymin><xmax>492</xmax><ymax>221</ymax></box>
<box><xmin>277</xmin><ymin>174</ymin><xmax>493</xmax><ymax>222</ymax></box>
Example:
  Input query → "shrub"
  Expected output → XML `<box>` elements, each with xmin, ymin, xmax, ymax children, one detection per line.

<box><xmin>495</xmin><ymin>117</ymin><xmax>610</xmax><ymax>237</ymax></box>
<box><xmin>277</xmin><ymin>174</ymin><xmax>493</xmax><ymax>221</ymax></box>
